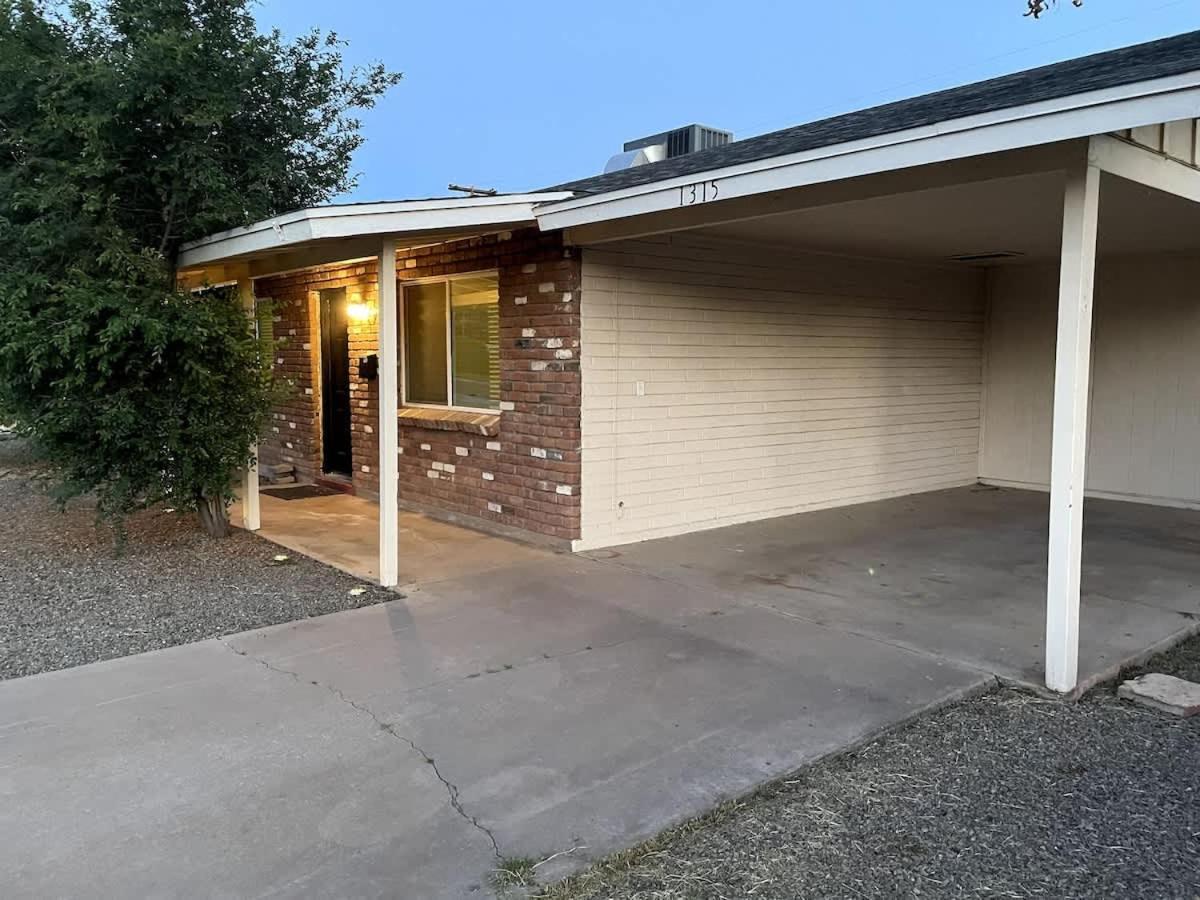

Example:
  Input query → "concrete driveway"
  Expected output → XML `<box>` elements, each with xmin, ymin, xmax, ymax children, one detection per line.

<box><xmin>2</xmin><ymin>549</ymin><xmax>985</xmax><ymax>897</ymax></box>
<box><xmin>6</xmin><ymin>486</ymin><xmax>1195</xmax><ymax>897</ymax></box>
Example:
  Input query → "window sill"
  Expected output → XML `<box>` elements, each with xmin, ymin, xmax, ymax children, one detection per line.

<box><xmin>397</xmin><ymin>406</ymin><xmax>500</xmax><ymax>436</ymax></box>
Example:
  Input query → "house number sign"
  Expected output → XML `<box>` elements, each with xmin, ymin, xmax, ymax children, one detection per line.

<box><xmin>678</xmin><ymin>180</ymin><xmax>720</xmax><ymax>206</ymax></box>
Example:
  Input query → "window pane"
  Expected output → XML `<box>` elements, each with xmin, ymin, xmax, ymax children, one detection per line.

<box><xmin>404</xmin><ymin>282</ymin><xmax>447</xmax><ymax>404</ymax></box>
<box><xmin>254</xmin><ymin>297</ymin><xmax>274</xmax><ymax>364</ymax></box>
<box><xmin>451</xmin><ymin>275</ymin><xmax>500</xmax><ymax>409</ymax></box>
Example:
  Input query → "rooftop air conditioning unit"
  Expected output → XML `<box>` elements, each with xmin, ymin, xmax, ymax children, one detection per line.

<box><xmin>604</xmin><ymin>124</ymin><xmax>732</xmax><ymax>174</ymax></box>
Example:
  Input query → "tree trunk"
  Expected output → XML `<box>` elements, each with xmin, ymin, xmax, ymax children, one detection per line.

<box><xmin>196</xmin><ymin>493</ymin><xmax>230</xmax><ymax>538</ymax></box>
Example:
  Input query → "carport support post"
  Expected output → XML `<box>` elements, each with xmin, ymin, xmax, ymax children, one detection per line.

<box><xmin>378</xmin><ymin>238</ymin><xmax>400</xmax><ymax>588</ymax></box>
<box><xmin>1045</xmin><ymin>165</ymin><xmax>1100</xmax><ymax>694</ymax></box>
<box><xmin>237</xmin><ymin>276</ymin><xmax>261</xmax><ymax>532</ymax></box>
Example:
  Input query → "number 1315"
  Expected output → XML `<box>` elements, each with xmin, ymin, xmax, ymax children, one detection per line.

<box><xmin>679</xmin><ymin>180</ymin><xmax>719</xmax><ymax>206</ymax></box>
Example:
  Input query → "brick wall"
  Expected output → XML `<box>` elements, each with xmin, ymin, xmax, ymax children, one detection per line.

<box><xmin>255</xmin><ymin>270</ymin><xmax>325</xmax><ymax>483</ymax></box>
<box><xmin>255</xmin><ymin>229</ymin><xmax>582</xmax><ymax>543</ymax></box>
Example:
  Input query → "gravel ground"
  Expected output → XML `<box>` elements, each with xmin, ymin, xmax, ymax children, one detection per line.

<box><xmin>0</xmin><ymin>440</ymin><xmax>393</xmax><ymax>681</ymax></box>
<box><xmin>541</xmin><ymin>644</ymin><xmax>1200</xmax><ymax>900</ymax></box>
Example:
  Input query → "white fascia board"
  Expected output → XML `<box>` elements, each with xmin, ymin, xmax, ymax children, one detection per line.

<box><xmin>535</xmin><ymin>71</ymin><xmax>1200</xmax><ymax>232</ymax></box>
<box><xmin>178</xmin><ymin>192</ymin><xmax>573</xmax><ymax>268</ymax></box>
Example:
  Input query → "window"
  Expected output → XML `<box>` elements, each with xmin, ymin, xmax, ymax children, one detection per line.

<box><xmin>254</xmin><ymin>297</ymin><xmax>274</xmax><ymax>362</ymax></box>
<box><xmin>402</xmin><ymin>272</ymin><xmax>500</xmax><ymax>411</ymax></box>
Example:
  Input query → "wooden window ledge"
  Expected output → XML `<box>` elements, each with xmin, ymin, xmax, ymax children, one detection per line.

<box><xmin>397</xmin><ymin>407</ymin><xmax>500</xmax><ymax>436</ymax></box>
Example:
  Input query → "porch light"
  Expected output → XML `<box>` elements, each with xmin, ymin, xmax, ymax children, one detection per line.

<box><xmin>347</xmin><ymin>300</ymin><xmax>373</xmax><ymax>322</ymax></box>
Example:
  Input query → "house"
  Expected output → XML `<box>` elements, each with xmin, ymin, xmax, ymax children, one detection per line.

<box><xmin>178</xmin><ymin>31</ymin><xmax>1200</xmax><ymax>695</ymax></box>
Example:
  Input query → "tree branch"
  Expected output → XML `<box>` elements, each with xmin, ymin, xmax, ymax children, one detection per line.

<box><xmin>1026</xmin><ymin>0</ymin><xmax>1084</xmax><ymax>18</ymax></box>
<box><xmin>158</xmin><ymin>190</ymin><xmax>178</xmax><ymax>257</ymax></box>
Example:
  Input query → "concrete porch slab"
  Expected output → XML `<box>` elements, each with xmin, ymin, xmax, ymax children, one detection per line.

<box><xmin>233</xmin><ymin>491</ymin><xmax>555</xmax><ymax>588</ymax></box>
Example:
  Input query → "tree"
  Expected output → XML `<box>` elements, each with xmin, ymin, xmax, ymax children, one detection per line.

<box><xmin>0</xmin><ymin>0</ymin><xmax>400</xmax><ymax>536</ymax></box>
<box><xmin>1026</xmin><ymin>0</ymin><xmax>1084</xmax><ymax>17</ymax></box>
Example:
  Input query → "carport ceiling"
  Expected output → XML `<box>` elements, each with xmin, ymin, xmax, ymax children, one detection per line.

<box><xmin>696</xmin><ymin>170</ymin><xmax>1200</xmax><ymax>264</ymax></box>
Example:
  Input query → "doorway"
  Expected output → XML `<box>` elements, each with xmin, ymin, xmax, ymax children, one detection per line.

<box><xmin>319</xmin><ymin>287</ymin><xmax>353</xmax><ymax>476</ymax></box>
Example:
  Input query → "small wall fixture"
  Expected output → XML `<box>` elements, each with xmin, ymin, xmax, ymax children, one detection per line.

<box><xmin>359</xmin><ymin>354</ymin><xmax>379</xmax><ymax>381</ymax></box>
<box><xmin>347</xmin><ymin>301</ymin><xmax>373</xmax><ymax>322</ymax></box>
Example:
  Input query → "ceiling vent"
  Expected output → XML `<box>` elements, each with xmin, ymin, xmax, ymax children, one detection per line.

<box><xmin>604</xmin><ymin>124</ymin><xmax>733</xmax><ymax>174</ymax></box>
<box><xmin>948</xmin><ymin>250</ymin><xmax>1025</xmax><ymax>263</ymax></box>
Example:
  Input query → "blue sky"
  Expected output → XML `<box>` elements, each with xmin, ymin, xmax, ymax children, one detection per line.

<box><xmin>255</xmin><ymin>0</ymin><xmax>1200</xmax><ymax>202</ymax></box>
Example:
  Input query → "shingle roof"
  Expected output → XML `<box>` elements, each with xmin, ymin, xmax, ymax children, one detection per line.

<box><xmin>547</xmin><ymin>30</ymin><xmax>1200</xmax><ymax>197</ymax></box>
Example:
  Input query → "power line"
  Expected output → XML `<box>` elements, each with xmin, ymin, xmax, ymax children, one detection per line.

<box><xmin>730</xmin><ymin>0</ymin><xmax>1195</xmax><ymax>139</ymax></box>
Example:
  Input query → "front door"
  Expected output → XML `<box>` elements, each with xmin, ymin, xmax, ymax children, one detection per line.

<box><xmin>319</xmin><ymin>287</ymin><xmax>353</xmax><ymax>475</ymax></box>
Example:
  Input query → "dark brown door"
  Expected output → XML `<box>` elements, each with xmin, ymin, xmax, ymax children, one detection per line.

<box><xmin>320</xmin><ymin>288</ymin><xmax>353</xmax><ymax>475</ymax></box>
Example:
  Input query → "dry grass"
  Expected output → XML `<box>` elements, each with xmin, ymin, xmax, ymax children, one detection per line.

<box><xmin>535</xmin><ymin>674</ymin><xmax>1200</xmax><ymax>900</ymax></box>
<box><xmin>492</xmin><ymin>857</ymin><xmax>540</xmax><ymax>893</ymax></box>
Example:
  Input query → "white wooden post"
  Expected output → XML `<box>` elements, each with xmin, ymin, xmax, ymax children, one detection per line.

<box><xmin>1045</xmin><ymin>165</ymin><xmax>1101</xmax><ymax>694</ymax></box>
<box><xmin>237</xmin><ymin>276</ymin><xmax>262</xmax><ymax>532</ymax></box>
<box><xmin>378</xmin><ymin>239</ymin><xmax>400</xmax><ymax>587</ymax></box>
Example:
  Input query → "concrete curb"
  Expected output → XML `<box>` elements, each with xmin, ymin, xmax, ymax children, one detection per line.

<box><xmin>998</xmin><ymin>617</ymin><xmax>1200</xmax><ymax>702</ymax></box>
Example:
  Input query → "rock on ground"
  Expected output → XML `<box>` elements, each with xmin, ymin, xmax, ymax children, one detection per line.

<box><xmin>0</xmin><ymin>440</ymin><xmax>392</xmax><ymax>681</ymax></box>
<box><xmin>1119</xmin><ymin>672</ymin><xmax>1200</xmax><ymax>717</ymax></box>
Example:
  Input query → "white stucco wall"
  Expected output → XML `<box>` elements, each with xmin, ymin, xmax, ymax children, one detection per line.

<box><xmin>579</xmin><ymin>236</ymin><xmax>986</xmax><ymax>548</ymax></box>
<box><xmin>980</xmin><ymin>255</ymin><xmax>1200</xmax><ymax>505</ymax></box>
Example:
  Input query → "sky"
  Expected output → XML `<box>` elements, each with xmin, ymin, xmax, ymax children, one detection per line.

<box><xmin>255</xmin><ymin>0</ymin><xmax>1200</xmax><ymax>202</ymax></box>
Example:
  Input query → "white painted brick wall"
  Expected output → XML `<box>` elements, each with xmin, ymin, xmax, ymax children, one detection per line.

<box><xmin>981</xmin><ymin>256</ymin><xmax>1200</xmax><ymax>504</ymax></box>
<box><xmin>579</xmin><ymin>236</ymin><xmax>986</xmax><ymax>548</ymax></box>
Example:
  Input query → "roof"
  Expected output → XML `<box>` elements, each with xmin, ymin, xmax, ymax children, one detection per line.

<box><xmin>177</xmin><ymin>192</ymin><xmax>572</xmax><ymax>269</ymax></box>
<box><xmin>547</xmin><ymin>29</ymin><xmax>1200</xmax><ymax>197</ymax></box>
<box><xmin>181</xmin><ymin>30</ymin><xmax>1200</xmax><ymax>270</ymax></box>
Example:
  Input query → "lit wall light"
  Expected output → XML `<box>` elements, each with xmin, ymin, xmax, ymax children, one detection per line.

<box><xmin>347</xmin><ymin>300</ymin><xmax>373</xmax><ymax>322</ymax></box>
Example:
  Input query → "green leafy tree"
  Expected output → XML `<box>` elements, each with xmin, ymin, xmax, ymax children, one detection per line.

<box><xmin>0</xmin><ymin>0</ymin><xmax>400</xmax><ymax>535</ymax></box>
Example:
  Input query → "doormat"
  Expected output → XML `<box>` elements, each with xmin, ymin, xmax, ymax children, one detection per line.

<box><xmin>260</xmin><ymin>484</ymin><xmax>343</xmax><ymax>501</ymax></box>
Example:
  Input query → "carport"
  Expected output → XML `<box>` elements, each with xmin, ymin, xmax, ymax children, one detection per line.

<box><xmin>547</xmin><ymin>123</ymin><xmax>1200</xmax><ymax>695</ymax></box>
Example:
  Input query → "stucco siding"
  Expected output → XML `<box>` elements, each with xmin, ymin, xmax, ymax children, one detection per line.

<box><xmin>579</xmin><ymin>236</ymin><xmax>986</xmax><ymax>548</ymax></box>
<box><xmin>980</xmin><ymin>256</ymin><xmax>1200</xmax><ymax>505</ymax></box>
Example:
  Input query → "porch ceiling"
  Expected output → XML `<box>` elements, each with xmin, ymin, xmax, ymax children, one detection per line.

<box><xmin>693</xmin><ymin>169</ymin><xmax>1200</xmax><ymax>264</ymax></box>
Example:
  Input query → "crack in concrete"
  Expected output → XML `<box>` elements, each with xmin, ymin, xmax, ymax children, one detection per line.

<box><xmin>262</xmin><ymin>634</ymin><xmax>642</xmax><ymax>711</ymax></box>
<box><xmin>462</xmin><ymin>635</ymin><xmax>641</xmax><ymax>683</ymax></box>
<box><xmin>216</xmin><ymin>636</ymin><xmax>503</xmax><ymax>860</ymax></box>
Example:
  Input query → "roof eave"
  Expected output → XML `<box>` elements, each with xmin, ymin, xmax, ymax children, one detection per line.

<box><xmin>177</xmin><ymin>192</ymin><xmax>574</xmax><ymax>269</ymax></box>
<box><xmin>534</xmin><ymin>70</ymin><xmax>1200</xmax><ymax>233</ymax></box>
